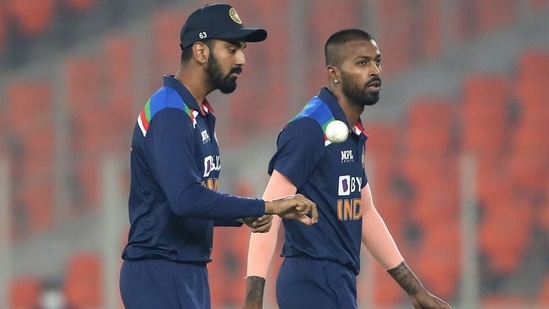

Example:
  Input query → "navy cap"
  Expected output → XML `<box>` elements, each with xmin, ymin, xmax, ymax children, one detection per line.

<box><xmin>180</xmin><ymin>3</ymin><xmax>267</xmax><ymax>50</ymax></box>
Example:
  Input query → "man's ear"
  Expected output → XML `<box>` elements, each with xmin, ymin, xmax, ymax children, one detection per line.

<box><xmin>327</xmin><ymin>65</ymin><xmax>339</xmax><ymax>83</ymax></box>
<box><xmin>193</xmin><ymin>42</ymin><xmax>209</xmax><ymax>64</ymax></box>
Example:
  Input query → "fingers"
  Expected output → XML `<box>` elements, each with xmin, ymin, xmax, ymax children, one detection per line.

<box><xmin>308</xmin><ymin>199</ymin><xmax>318</xmax><ymax>223</ymax></box>
<box><xmin>293</xmin><ymin>194</ymin><xmax>318</xmax><ymax>224</ymax></box>
<box><xmin>250</xmin><ymin>215</ymin><xmax>273</xmax><ymax>233</ymax></box>
<box><xmin>293</xmin><ymin>214</ymin><xmax>316</xmax><ymax>226</ymax></box>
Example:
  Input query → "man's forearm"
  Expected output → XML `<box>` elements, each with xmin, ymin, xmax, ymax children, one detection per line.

<box><xmin>387</xmin><ymin>261</ymin><xmax>423</xmax><ymax>296</ymax></box>
<box><xmin>244</xmin><ymin>276</ymin><xmax>266</xmax><ymax>306</ymax></box>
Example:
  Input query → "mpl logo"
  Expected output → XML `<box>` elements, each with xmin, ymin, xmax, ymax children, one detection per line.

<box><xmin>338</xmin><ymin>175</ymin><xmax>363</xmax><ymax>196</ymax></box>
<box><xmin>340</xmin><ymin>150</ymin><xmax>354</xmax><ymax>163</ymax></box>
<box><xmin>201</xmin><ymin>130</ymin><xmax>210</xmax><ymax>143</ymax></box>
<box><xmin>203</xmin><ymin>155</ymin><xmax>221</xmax><ymax>177</ymax></box>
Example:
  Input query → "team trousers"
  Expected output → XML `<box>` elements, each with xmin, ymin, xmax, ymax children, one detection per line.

<box><xmin>120</xmin><ymin>259</ymin><xmax>210</xmax><ymax>309</ymax></box>
<box><xmin>276</xmin><ymin>256</ymin><xmax>358</xmax><ymax>309</ymax></box>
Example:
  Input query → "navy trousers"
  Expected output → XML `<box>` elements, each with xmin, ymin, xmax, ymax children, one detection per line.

<box><xmin>120</xmin><ymin>259</ymin><xmax>210</xmax><ymax>309</ymax></box>
<box><xmin>276</xmin><ymin>257</ymin><xmax>358</xmax><ymax>309</ymax></box>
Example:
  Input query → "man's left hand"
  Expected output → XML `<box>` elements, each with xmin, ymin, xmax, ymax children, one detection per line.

<box><xmin>243</xmin><ymin>215</ymin><xmax>273</xmax><ymax>233</ymax></box>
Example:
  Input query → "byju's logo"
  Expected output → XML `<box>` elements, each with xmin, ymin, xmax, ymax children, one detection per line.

<box><xmin>203</xmin><ymin>155</ymin><xmax>221</xmax><ymax>177</ymax></box>
<box><xmin>338</xmin><ymin>175</ymin><xmax>363</xmax><ymax>196</ymax></box>
<box><xmin>338</xmin><ymin>175</ymin><xmax>350</xmax><ymax>195</ymax></box>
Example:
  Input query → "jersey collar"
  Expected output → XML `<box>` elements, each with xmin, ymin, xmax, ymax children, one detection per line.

<box><xmin>317</xmin><ymin>87</ymin><xmax>367</xmax><ymax>137</ymax></box>
<box><xmin>162</xmin><ymin>75</ymin><xmax>215</xmax><ymax>116</ymax></box>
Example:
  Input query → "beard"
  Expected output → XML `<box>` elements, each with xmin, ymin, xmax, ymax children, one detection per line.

<box><xmin>205</xmin><ymin>53</ymin><xmax>242</xmax><ymax>94</ymax></box>
<box><xmin>340</xmin><ymin>72</ymin><xmax>381</xmax><ymax>107</ymax></box>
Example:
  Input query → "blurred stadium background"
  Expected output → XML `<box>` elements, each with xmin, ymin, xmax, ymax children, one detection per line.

<box><xmin>0</xmin><ymin>0</ymin><xmax>548</xmax><ymax>308</ymax></box>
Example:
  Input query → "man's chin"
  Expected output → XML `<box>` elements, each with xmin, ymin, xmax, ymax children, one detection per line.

<box><xmin>219</xmin><ymin>85</ymin><xmax>237</xmax><ymax>94</ymax></box>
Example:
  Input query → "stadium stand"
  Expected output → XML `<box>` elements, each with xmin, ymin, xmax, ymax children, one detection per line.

<box><xmin>461</xmin><ymin>75</ymin><xmax>509</xmax><ymax>156</ymax></box>
<box><xmin>5</xmin><ymin>80</ymin><xmax>55</xmax><ymax>235</ymax></box>
<box><xmin>0</xmin><ymin>1</ymin><xmax>548</xmax><ymax>308</ymax></box>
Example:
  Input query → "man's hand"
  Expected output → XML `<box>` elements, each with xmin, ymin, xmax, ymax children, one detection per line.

<box><xmin>243</xmin><ymin>215</ymin><xmax>273</xmax><ymax>233</ymax></box>
<box><xmin>264</xmin><ymin>194</ymin><xmax>318</xmax><ymax>225</ymax></box>
<box><xmin>242</xmin><ymin>276</ymin><xmax>266</xmax><ymax>309</ymax></box>
<box><xmin>410</xmin><ymin>291</ymin><xmax>452</xmax><ymax>309</ymax></box>
<box><xmin>387</xmin><ymin>261</ymin><xmax>453</xmax><ymax>309</ymax></box>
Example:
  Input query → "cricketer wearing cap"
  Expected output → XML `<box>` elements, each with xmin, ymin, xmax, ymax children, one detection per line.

<box><xmin>119</xmin><ymin>4</ymin><xmax>318</xmax><ymax>309</ymax></box>
<box><xmin>244</xmin><ymin>29</ymin><xmax>452</xmax><ymax>309</ymax></box>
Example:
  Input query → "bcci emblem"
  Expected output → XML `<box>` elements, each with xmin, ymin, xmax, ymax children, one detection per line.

<box><xmin>228</xmin><ymin>7</ymin><xmax>242</xmax><ymax>24</ymax></box>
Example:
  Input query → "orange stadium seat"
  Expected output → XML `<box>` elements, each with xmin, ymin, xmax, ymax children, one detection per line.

<box><xmin>540</xmin><ymin>194</ymin><xmax>549</xmax><ymax>231</ymax></box>
<box><xmin>253</xmin><ymin>0</ymin><xmax>288</xmax><ymax>66</ymax></box>
<box><xmin>420</xmin><ymin>0</ymin><xmax>443</xmax><ymax>57</ymax></box>
<box><xmin>512</xmin><ymin>52</ymin><xmax>549</xmax><ymax>191</ymax></box>
<box><xmin>416</xmin><ymin>221</ymin><xmax>460</xmax><ymax>299</ymax></box>
<box><xmin>208</xmin><ymin>232</ymin><xmax>228</xmax><ymax>307</ymax></box>
<box><xmin>513</xmin><ymin>91</ymin><xmax>547</xmax><ymax>187</ymax></box>
<box><xmin>64</xmin><ymin>54</ymin><xmax>113</xmax><ymax>151</ymax></box>
<box><xmin>0</xmin><ymin>3</ymin><xmax>5</xmax><ymax>51</ymax></box>
<box><xmin>64</xmin><ymin>55</ymin><xmax>101</xmax><ymax>112</ymax></box>
<box><xmin>518</xmin><ymin>50</ymin><xmax>549</xmax><ymax>79</ymax></box>
<box><xmin>539</xmin><ymin>273</ymin><xmax>549</xmax><ymax>304</ymax></box>
<box><xmin>364</xmin><ymin>123</ymin><xmax>399</xmax><ymax>210</ymax></box>
<box><xmin>209</xmin><ymin>228</ymin><xmax>249</xmax><ymax>307</ymax></box>
<box><xmin>509</xmin><ymin>126</ymin><xmax>549</xmax><ymax>190</ymax></box>
<box><xmin>475</xmin><ymin>0</ymin><xmax>516</xmax><ymax>32</ymax></box>
<box><xmin>5</xmin><ymin>80</ymin><xmax>53</xmax><ymax>131</ymax></box>
<box><xmin>405</xmin><ymin>98</ymin><xmax>454</xmax><ymax>155</ymax></box>
<box><xmin>401</xmin><ymin>151</ymin><xmax>453</xmax><ymax>189</ymax></box>
<box><xmin>517</xmin><ymin>51</ymin><xmax>549</xmax><ymax>122</ymax></box>
<box><xmin>308</xmin><ymin>0</ymin><xmax>362</xmax><ymax>44</ymax></box>
<box><xmin>531</xmin><ymin>0</ymin><xmax>549</xmax><ymax>7</ymax></box>
<box><xmin>9</xmin><ymin>276</ymin><xmax>42</xmax><ymax>309</ymax></box>
<box><xmin>103</xmin><ymin>34</ymin><xmax>136</xmax><ymax>144</ymax></box>
<box><xmin>64</xmin><ymin>55</ymin><xmax>112</xmax><ymax>209</ymax></box>
<box><xmin>7</xmin><ymin>0</ymin><xmax>55</xmax><ymax>36</ymax></box>
<box><xmin>481</xmin><ymin>294</ymin><xmax>527</xmax><ymax>307</ymax></box>
<box><xmin>461</xmin><ymin>74</ymin><xmax>508</xmax><ymax>155</ymax></box>
<box><xmin>376</xmin><ymin>0</ymin><xmax>414</xmax><ymax>73</ymax></box>
<box><xmin>456</xmin><ymin>0</ymin><xmax>516</xmax><ymax>40</ymax></box>
<box><xmin>412</xmin><ymin>176</ymin><xmax>459</xmax><ymax>227</ymax></box>
<box><xmin>371</xmin><ymin>263</ymin><xmax>406</xmax><ymax>306</ymax></box>
<box><xmin>20</xmin><ymin>169</ymin><xmax>55</xmax><ymax>233</ymax></box>
<box><xmin>64</xmin><ymin>0</ymin><xmax>97</xmax><ymax>12</ymax></box>
<box><xmin>151</xmin><ymin>7</ymin><xmax>183</xmax><ymax>76</ymax></box>
<box><xmin>64</xmin><ymin>251</ymin><xmax>103</xmax><ymax>308</ymax></box>
<box><xmin>479</xmin><ymin>189</ymin><xmax>534</xmax><ymax>275</ymax></box>
<box><xmin>6</xmin><ymin>80</ymin><xmax>55</xmax><ymax>234</ymax></box>
<box><xmin>210</xmin><ymin>179</ymin><xmax>251</xmax><ymax>306</ymax></box>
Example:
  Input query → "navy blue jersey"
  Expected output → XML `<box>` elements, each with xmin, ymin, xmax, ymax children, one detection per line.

<box><xmin>268</xmin><ymin>87</ymin><xmax>368</xmax><ymax>274</ymax></box>
<box><xmin>122</xmin><ymin>75</ymin><xmax>264</xmax><ymax>263</ymax></box>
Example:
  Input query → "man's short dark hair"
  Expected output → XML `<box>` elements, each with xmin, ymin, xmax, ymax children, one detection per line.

<box><xmin>325</xmin><ymin>29</ymin><xmax>374</xmax><ymax>67</ymax></box>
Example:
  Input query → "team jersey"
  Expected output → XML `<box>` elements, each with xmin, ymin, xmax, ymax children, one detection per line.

<box><xmin>268</xmin><ymin>87</ymin><xmax>368</xmax><ymax>275</ymax></box>
<box><xmin>122</xmin><ymin>75</ymin><xmax>264</xmax><ymax>264</ymax></box>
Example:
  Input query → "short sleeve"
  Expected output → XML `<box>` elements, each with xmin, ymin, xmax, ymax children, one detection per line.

<box><xmin>268</xmin><ymin>117</ymin><xmax>326</xmax><ymax>188</ymax></box>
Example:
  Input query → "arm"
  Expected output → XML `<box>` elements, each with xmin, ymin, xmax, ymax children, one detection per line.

<box><xmin>361</xmin><ymin>184</ymin><xmax>452</xmax><ymax>309</ymax></box>
<box><xmin>360</xmin><ymin>183</ymin><xmax>403</xmax><ymax>270</ymax></box>
<box><xmin>243</xmin><ymin>170</ymin><xmax>297</xmax><ymax>309</ymax></box>
<box><xmin>147</xmin><ymin>110</ymin><xmax>316</xmax><ymax>222</ymax></box>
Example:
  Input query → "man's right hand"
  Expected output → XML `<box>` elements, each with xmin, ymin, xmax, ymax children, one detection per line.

<box><xmin>242</xmin><ymin>276</ymin><xmax>266</xmax><ymax>309</ymax></box>
<box><xmin>264</xmin><ymin>194</ymin><xmax>318</xmax><ymax>225</ymax></box>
